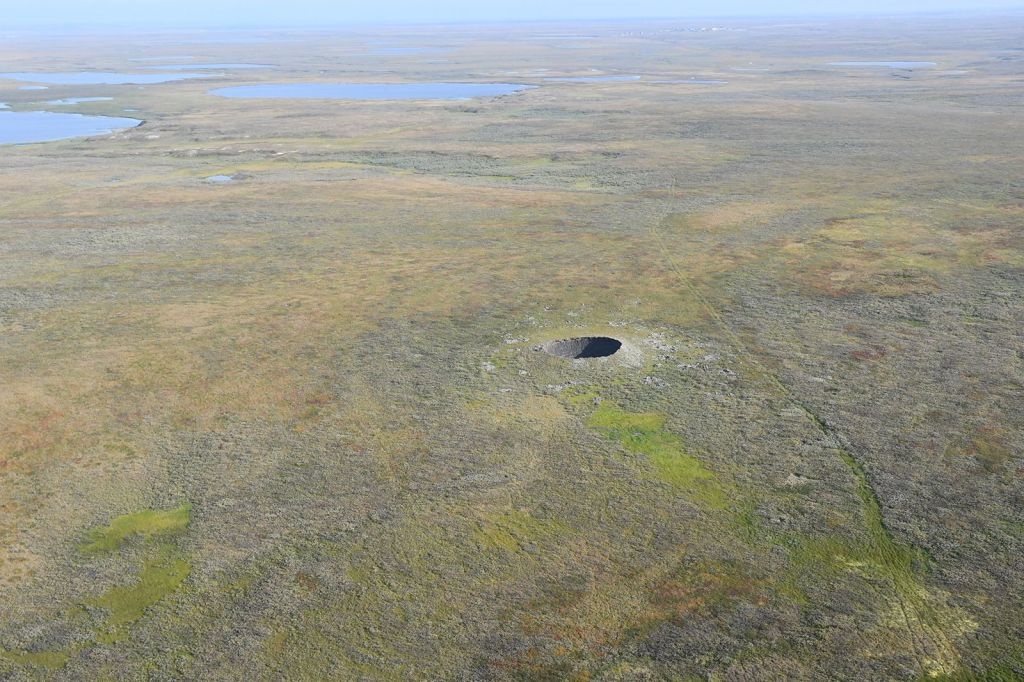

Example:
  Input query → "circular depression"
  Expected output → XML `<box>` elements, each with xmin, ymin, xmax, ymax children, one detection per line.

<box><xmin>541</xmin><ymin>337</ymin><xmax>622</xmax><ymax>359</ymax></box>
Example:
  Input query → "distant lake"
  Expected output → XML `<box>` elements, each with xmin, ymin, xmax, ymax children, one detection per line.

<box><xmin>210</xmin><ymin>82</ymin><xmax>534</xmax><ymax>100</ymax></box>
<box><xmin>145</xmin><ymin>63</ymin><xmax>271</xmax><ymax>70</ymax></box>
<box><xmin>206</xmin><ymin>174</ymin><xmax>235</xmax><ymax>182</ymax></box>
<box><xmin>543</xmin><ymin>75</ymin><xmax>641</xmax><ymax>82</ymax></box>
<box><xmin>1</xmin><ymin>72</ymin><xmax>214</xmax><ymax>85</ymax></box>
<box><xmin>829</xmin><ymin>61</ymin><xmax>937</xmax><ymax>68</ymax></box>
<box><xmin>0</xmin><ymin>110</ymin><xmax>140</xmax><ymax>144</ymax></box>
<box><xmin>45</xmin><ymin>97</ymin><xmax>114</xmax><ymax>105</ymax></box>
<box><xmin>526</xmin><ymin>35</ymin><xmax>598</xmax><ymax>40</ymax></box>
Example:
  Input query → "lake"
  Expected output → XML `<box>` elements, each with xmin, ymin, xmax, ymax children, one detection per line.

<box><xmin>1</xmin><ymin>72</ymin><xmax>215</xmax><ymax>85</ymax></box>
<box><xmin>210</xmin><ymin>82</ymin><xmax>534</xmax><ymax>100</ymax></box>
<box><xmin>0</xmin><ymin>110</ymin><xmax>141</xmax><ymax>144</ymax></box>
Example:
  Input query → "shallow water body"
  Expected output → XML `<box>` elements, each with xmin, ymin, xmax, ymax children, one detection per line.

<box><xmin>0</xmin><ymin>110</ymin><xmax>140</xmax><ymax>144</ymax></box>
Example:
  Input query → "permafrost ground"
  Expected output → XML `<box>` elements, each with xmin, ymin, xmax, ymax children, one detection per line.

<box><xmin>0</xmin><ymin>15</ymin><xmax>1022</xmax><ymax>681</ymax></box>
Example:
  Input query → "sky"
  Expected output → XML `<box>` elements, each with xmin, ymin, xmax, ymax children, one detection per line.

<box><xmin>5</xmin><ymin>0</ymin><xmax>1024</xmax><ymax>27</ymax></box>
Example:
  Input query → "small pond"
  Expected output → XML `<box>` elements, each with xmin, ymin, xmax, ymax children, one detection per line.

<box><xmin>210</xmin><ymin>82</ymin><xmax>534</xmax><ymax>100</ymax></box>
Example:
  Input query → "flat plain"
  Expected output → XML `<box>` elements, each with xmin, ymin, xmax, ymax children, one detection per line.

<box><xmin>0</xmin><ymin>14</ymin><xmax>1022</xmax><ymax>681</ymax></box>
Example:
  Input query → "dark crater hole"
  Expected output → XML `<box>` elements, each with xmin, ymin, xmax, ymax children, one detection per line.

<box><xmin>542</xmin><ymin>336</ymin><xmax>622</xmax><ymax>359</ymax></box>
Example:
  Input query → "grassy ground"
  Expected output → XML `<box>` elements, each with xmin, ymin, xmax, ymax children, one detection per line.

<box><xmin>0</xmin><ymin>14</ymin><xmax>1022</xmax><ymax>680</ymax></box>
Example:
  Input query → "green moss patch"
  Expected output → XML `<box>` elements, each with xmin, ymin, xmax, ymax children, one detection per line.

<box><xmin>587</xmin><ymin>402</ymin><xmax>726</xmax><ymax>507</ymax></box>
<box><xmin>88</xmin><ymin>544</ymin><xmax>191</xmax><ymax>640</ymax></box>
<box><xmin>0</xmin><ymin>648</ymin><xmax>70</xmax><ymax>670</ymax></box>
<box><xmin>79</xmin><ymin>503</ymin><xmax>192</xmax><ymax>554</ymax></box>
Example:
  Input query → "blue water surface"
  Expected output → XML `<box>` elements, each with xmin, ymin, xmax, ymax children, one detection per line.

<box><xmin>0</xmin><ymin>110</ymin><xmax>141</xmax><ymax>144</ymax></box>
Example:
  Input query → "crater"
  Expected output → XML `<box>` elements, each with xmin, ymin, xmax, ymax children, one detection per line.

<box><xmin>541</xmin><ymin>337</ymin><xmax>622</xmax><ymax>359</ymax></box>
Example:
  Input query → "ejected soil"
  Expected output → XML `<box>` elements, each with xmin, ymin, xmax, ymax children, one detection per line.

<box><xmin>0</xmin><ymin>14</ymin><xmax>1022</xmax><ymax>682</ymax></box>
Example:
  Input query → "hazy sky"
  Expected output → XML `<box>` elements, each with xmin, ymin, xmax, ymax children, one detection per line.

<box><xmin>7</xmin><ymin>0</ymin><xmax>1024</xmax><ymax>27</ymax></box>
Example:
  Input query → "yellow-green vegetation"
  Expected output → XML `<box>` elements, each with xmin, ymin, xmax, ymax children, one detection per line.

<box><xmin>88</xmin><ymin>545</ymin><xmax>191</xmax><ymax>640</ymax></box>
<box><xmin>587</xmin><ymin>401</ymin><xmax>727</xmax><ymax>508</ymax></box>
<box><xmin>944</xmin><ymin>425</ymin><xmax>1014</xmax><ymax>474</ymax></box>
<box><xmin>926</xmin><ymin>647</ymin><xmax>1024</xmax><ymax>682</ymax></box>
<box><xmin>79</xmin><ymin>503</ymin><xmax>192</xmax><ymax>554</ymax></box>
<box><xmin>0</xmin><ymin>505</ymin><xmax>194</xmax><ymax>671</ymax></box>
<box><xmin>0</xmin><ymin>648</ymin><xmax>69</xmax><ymax>670</ymax></box>
<box><xmin>791</xmin><ymin>405</ymin><xmax>970</xmax><ymax>676</ymax></box>
<box><xmin>660</xmin><ymin>185</ymin><xmax>982</xmax><ymax>676</ymax></box>
<box><xmin>933</xmin><ymin>655</ymin><xmax>1024</xmax><ymax>679</ymax></box>
<box><xmin>474</xmin><ymin>508</ymin><xmax>569</xmax><ymax>552</ymax></box>
<box><xmin>76</xmin><ymin>506</ymin><xmax>194</xmax><ymax>642</ymax></box>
